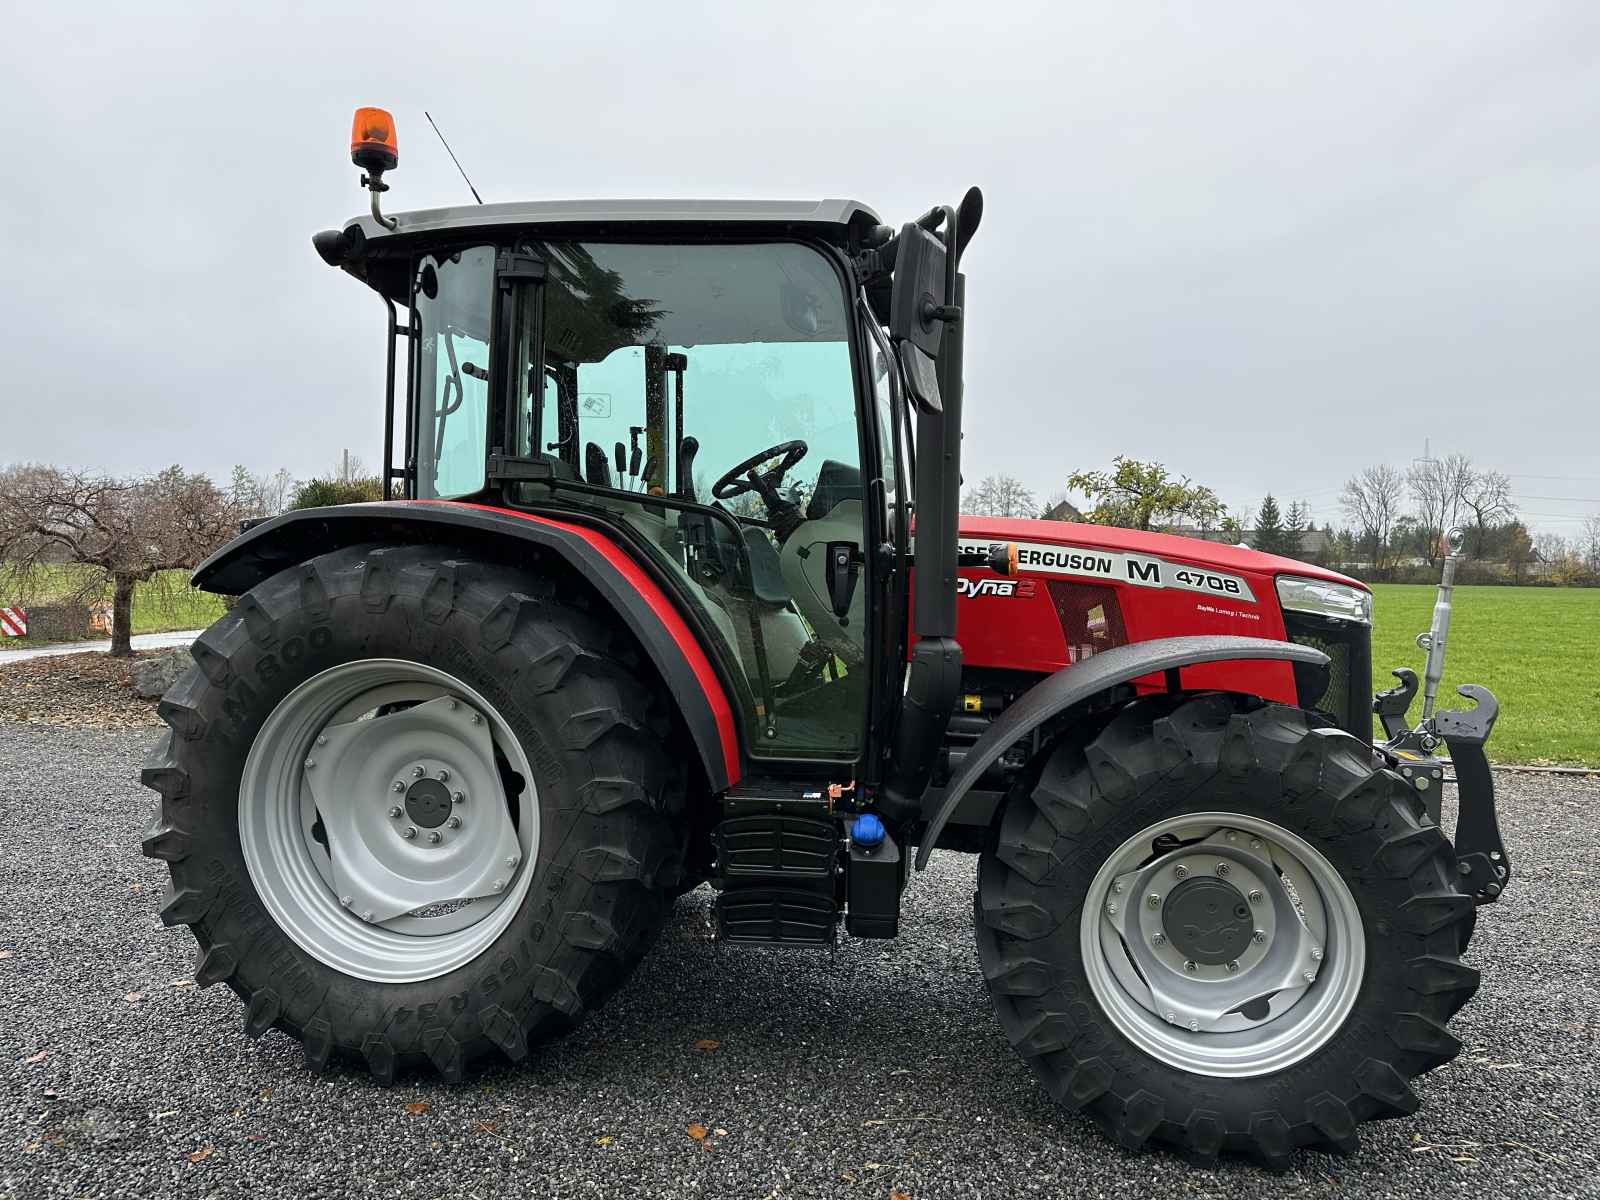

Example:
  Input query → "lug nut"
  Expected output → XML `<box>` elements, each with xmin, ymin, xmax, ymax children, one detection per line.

<box><xmin>1174</xmin><ymin>864</ymin><xmax>1189</xmax><ymax>879</ymax></box>
<box><xmin>492</xmin><ymin>879</ymin><xmax>504</xmax><ymax>892</ymax></box>
<box><xmin>304</xmin><ymin>757</ymin><xmax>316</xmax><ymax>769</ymax></box>
<box><xmin>1106</xmin><ymin>901</ymin><xmax>1118</xmax><ymax>915</ymax></box>
<box><xmin>447</xmin><ymin>699</ymin><xmax>458</xmax><ymax>710</ymax></box>
<box><xmin>1184</xmin><ymin>960</ymin><xmax>1198</xmax><ymax>974</ymax></box>
<box><xmin>388</xmin><ymin>806</ymin><xmax>402</xmax><ymax>819</ymax></box>
<box><xmin>471</xmin><ymin>714</ymin><xmax>482</xmax><ymax>724</ymax></box>
<box><xmin>393</xmin><ymin>781</ymin><xmax>406</xmax><ymax>793</ymax></box>
<box><xmin>1249</xmin><ymin>837</ymin><xmax>1261</xmax><ymax>850</ymax></box>
<box><xmin>412</xmin><ymin>766</ymin><xmax>424</xmax><ymax>778</ymax></box>
<box><xmin>1215</xmin><ymin>863</ymin><xmax>1230</xmax><ymax>877</ymax></box>
<box><xmin>1226</xmin><ymin>960</ymin><xmax>1239</xmax><ymax>972</ymax></box>
<box><xmin>315</xmin><ymin>735</ymin><xmax>327</xmax><ymax>746</ymax></box>
<box><xmin>1152</xmin><ymin>933</ymin><xmax>1166</xmax><ymax>947</ymax></box>
<box><xmin>1147</xmin><ymin>893</ymin><xmax>1161</xmax><ymax>908</ymax></box>
<box><xmin>402</xmin><ymin>826</ymin><xmax>417</xmax><ymax>839</ymax></box>
<box><xmin>1248</xmin><ymin>890</ymin><xmax>1263</xmax><ymax>904</ymax></box>
<box><xmin>1310</xmin><ymin>947</ymin><xmax>1323</xmax><ymax>961</ymax></box>
<box><xmin>1113</xmin><ymin>880</ymin><xmax>1124</xmax><ymax>893</ymax></box>
<box><xmin>427</xmin><ymin>831</ymin><xmax>441</xmax><ymax>844</ymax></box>
<box><xmin>436</xmin><ymin>768</ymin><xmax>451</xmax><ymax>782</ymax></box>
<box><xmin>452</xmin><ymin>791</ymin><xmax>465</xmax><ymax>804</ymax></box>
<box><xmin>446</xmin><ymin>815</ymin><xmax>461</xmax><ymax>829</ymax></box>
<box><xmin>1189</xmin><ymin>1019</ymin><xmax>1200</xmax><ymax>1032</ymax></box>
<box><xmin>340</xmin><ymin>895</ymin><xmax>351</xmax><ymax>907</ymax></box>
<box><xmin>1253</xmin><ymin>929</ymin><xmax>1266</xmax><ymax>943</ymax></box>
<box><xmin>1226</xmin><ymin>830</ymin><xmax>1238</xmax><ymax>842</ymax></box>
<box><xmin>506</xmin><ymin>856</ymin><xmax>518</xmax><ymax>869</ymax></box>
<box><xmin>1304</xmin><ymin>970</ymin><xmax>1316</xmax><ymax>982</ymax></box>
<box><xmin>362</xmin><ymin>910</ymin><xmax>374</xmax><ymax>923</ymax></box>
<box><xmin>1164</xmin><ymin>1011</ymin><xmax>1176</xmax><ymax>1023</ymax></box>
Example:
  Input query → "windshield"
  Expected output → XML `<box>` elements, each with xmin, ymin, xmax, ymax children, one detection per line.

<box><xmin>512</xmin><ymin>240</ymin><xmax>867</xmax><ymax>760</ymax></box>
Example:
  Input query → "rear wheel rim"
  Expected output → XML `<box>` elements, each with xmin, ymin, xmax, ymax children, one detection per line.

<box><xmin>1079</xmin><ymin>811</ymin><xmax>1365</xmax><ymax>1078</ymax></box>
<box><xmin>239</xmin><ymin>659</ymin><xmax>540</xmax><ymax>984</ymax></box>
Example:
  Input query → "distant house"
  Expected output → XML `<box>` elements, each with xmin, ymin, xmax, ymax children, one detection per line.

<box><xmin>1167</xmin><ymin>526</ymin><xmax>1332</xmax><ymax>559</ymax></box>
<box><xmin>1040</xmin><ymin>499</ymin><xmax>1084</xmax><ymax>522</ymax></box>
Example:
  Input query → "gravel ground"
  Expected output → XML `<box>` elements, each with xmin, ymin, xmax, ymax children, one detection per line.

<box><xmin>2</xmin><ymin>724</ymin><xmax>1597</xmax><ymax>1200</ymax></box>
<box><xmin>0</xmin><ymin>654</ymin><xmax>160</xmax><ymax>727</ymax></box>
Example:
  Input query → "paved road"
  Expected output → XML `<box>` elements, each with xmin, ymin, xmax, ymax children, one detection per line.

<box><xmin>0</xmin><ymin>630</ymin><xmax>205</xmax><ymax>664</ymax></box>
<box><xmin>2</xmin><ymin>723</ymin><xmax>1597</xmax><ymax>1199</ymax></box>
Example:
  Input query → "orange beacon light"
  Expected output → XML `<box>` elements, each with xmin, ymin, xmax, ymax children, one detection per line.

<box><xmin>350</xmin><ymin>107</ymin><xmax>399</xmax><ymax>175</ymax></box>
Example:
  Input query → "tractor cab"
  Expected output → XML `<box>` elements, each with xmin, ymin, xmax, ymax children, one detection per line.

<box><xmin>315</xmin><ymin>175</ymin><xmax>968</xmax><ymax>790</ymax></box>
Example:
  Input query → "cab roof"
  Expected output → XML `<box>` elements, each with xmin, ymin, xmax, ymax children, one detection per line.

<box><xmin>342</xmin><ymin>197</ymin><xmax>884</xmax><ymax>243</ymax></box>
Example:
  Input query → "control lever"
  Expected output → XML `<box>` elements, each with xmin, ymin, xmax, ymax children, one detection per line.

<box><xmin>678</xmin><ymin>436</ymin><xmax>700</xmax><ymax>502</ymax></box>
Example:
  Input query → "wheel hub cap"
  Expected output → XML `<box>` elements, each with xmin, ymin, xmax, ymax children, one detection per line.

<box><xmin>1162</xmin><ymin>876</ymin><xmax>1252</xmax><ymax>965</ymax></box>
<box><xmin>405</xmin><ymin>778</ymin><xmax>453</xmax><ymax>828</ymax></box>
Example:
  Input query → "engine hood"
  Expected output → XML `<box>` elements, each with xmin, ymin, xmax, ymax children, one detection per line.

<box><xmin>955</xmin><ymin>515</ymin><xmax>1367</xmax><ymax>592</ymax></box>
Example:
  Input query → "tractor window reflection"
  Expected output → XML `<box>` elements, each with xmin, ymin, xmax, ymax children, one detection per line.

<box><xmin>414</xmin><ymin>246</ymin><xmax>494</xmax><ymax>499</ymax></box>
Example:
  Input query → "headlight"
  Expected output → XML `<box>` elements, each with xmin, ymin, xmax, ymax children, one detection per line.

<box><xmin>1275</xmin><ymin>575</ymin><xmax>1372</xmax><ymax>626</ymax></box>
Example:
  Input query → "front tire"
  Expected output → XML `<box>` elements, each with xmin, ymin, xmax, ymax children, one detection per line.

<box><xmin>975</xmin><ymin>693</ymin><xmax>1479</xmax><ymax>1167</ymax></box>
<box><xmin>140</xmin><ymin>543</ymin><xmax>685</xmax><ymax>1082</ymax></box>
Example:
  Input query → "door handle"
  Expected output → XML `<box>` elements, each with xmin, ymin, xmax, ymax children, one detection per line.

<box><xmin>828</xmin><ymin>541</ymin><xmax>863</xmax><ymax>624</ymax></box>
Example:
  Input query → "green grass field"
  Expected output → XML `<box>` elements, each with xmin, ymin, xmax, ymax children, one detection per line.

<box><xmin>1369</xmin><ymin>584</ymin><xmax>1599</xmax><ymax>767</ymax></box>
<box><xmin>1</xmin><ymin>568</ymin><xmax>227</xmax><ymax>647</ymax></box>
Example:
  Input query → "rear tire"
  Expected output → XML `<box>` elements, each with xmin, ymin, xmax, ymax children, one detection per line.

<box><xmin>140</xmin><ymin>543</ymin><xmax>685</xmax><ymax>1082</ymax></box>
<box><xmin>975</xmin><ymin>692</ymin><xmax>1478</xmax><ymax>1168</ymax></box>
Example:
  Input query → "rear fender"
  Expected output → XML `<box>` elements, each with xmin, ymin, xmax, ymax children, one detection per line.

<box><xmin>912</xmin><ymin>635</ymin><xmax>1329</xmax><ymax>870</ymax></box>
<box><xmin>192</xmin><ymin>501</ymin><xmax>742</xmax><ymax>791</ymax></box>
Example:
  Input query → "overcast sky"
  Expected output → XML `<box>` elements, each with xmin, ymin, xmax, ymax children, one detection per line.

<box><xmin>2</xmin><ymin>3</ymin><xmax>1596</xmax><ymax>535</ymax></box>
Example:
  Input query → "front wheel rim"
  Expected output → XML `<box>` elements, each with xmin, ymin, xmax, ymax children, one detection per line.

<box><xmin>1079</xmin><ymin>811</ymin><xmax>1365</xmax><ymax>1078</ymax></box>
<box><xmin>239</xmin><ymin>659</ymin><xmax>540</xmax><ymax>984</ymax></box>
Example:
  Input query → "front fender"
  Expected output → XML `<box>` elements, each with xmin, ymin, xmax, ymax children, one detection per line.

<box><xmin>912</xmin><ymin>635</ymin><xmax>1329</xmax><ymax>870</ymax></box>
<box><xmin>193</xmin><ymin>501</ymin><xmax>743</xmax><ymax>791</ymax></box>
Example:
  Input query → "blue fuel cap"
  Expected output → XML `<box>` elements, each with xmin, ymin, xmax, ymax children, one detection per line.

<box><xmin>851</xmin><ymin>814</ymin><xmax>885</xmax><ymax>848</ymax></box>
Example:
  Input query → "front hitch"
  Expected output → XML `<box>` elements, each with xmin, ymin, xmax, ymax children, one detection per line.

<box><xmin>1372</xmin><ymin>526</ymin><xmax>1510</xmax><ymax>905</ymax></box>
<box><xmin>1378</xmin><ymin>682</ymin><xmax>1510</xmax><ymax>905</ymax></box>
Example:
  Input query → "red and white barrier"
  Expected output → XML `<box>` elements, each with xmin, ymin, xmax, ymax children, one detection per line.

<box><xmin>0</xmin><ymin>608</ymin><xmax>25</xmax><ymax>637</ymax></box>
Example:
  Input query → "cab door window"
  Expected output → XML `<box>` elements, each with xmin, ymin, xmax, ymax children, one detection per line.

<box><xmin>511</xmin><ymin>240</ymin><xmax>867</xmax><ymax>760</ymax></box>
<box><xmin>413</xmin><ymin>246</ymin><xmax>494</xmax><ymax>499</ymax></box>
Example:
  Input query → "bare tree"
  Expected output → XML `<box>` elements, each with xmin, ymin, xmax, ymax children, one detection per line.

<box><xmin>962</xmin><ymin>473</ymin><xmax>1038</xmax><ymax>519</ymax></box>
<box><xmin>1340</xmin><ymin>464</ymin><xmax>1406</xmax><ymax>576</ymax></box>
<box><xmin>1457</xmin><ymin>467</ymin><xmax>1515</xmax><ymax>557</ymax></box>
<box><xmin>229</xmin><ymin>465</ymin><xmax>296</xmax><ymax>520</ymax></box>
<box><xmin>1580</xmin><ymin>512</ymin><xmax>1600</xmax><ymax>579</ymax></box>
<box><xmin>1408</xmin><ymin>453</ymin><xmax>1471</xmax><ymax>568</ymax></box>
<box><xmin>0</xmin><ymin>464</ymin><xmax>242</xmax><ymax>656</ymax></box>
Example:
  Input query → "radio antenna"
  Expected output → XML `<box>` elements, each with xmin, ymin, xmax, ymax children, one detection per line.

<box><xmin>425</xmin><ymin>111</ymin><xmax>483</xmax><ymax>205</ymax></box>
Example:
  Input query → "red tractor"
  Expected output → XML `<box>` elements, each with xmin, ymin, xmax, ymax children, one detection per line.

<box><xmin>141</xmin><ymin>108</ymin><xmax>1508</xmax><ymax>1166</ymax></box>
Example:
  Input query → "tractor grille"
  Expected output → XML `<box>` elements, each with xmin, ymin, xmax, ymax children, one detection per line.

<box><xmin>1282</xmin><ymin>611</ymin><xmax>1372</xmax><ymax>738</ymax></box>
<box><xmin>1045</xmin><ymin>581</ymin><xmax>1128</xmax><ymax>664</ymax></box>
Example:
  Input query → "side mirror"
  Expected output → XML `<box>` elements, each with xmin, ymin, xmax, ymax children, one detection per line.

<box><xmin>888</xmin><ymin>221</ymin><xmax>958</xmax><ymax>415</ymax></box>
<box><xmin>888</xmin><ymin>223</ymin><xmax>948</xmax><ymax>357</ymax></box>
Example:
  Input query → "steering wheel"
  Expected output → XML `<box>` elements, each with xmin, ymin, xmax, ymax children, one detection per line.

<box><xmin>711</xmin><ymin>440</ymin><xmax>809</xmax><ymax>501</ymax></box>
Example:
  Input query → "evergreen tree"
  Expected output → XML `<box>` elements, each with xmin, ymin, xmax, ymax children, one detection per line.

<box><xmin>1283</xmin><ymin>501</ymin><xmax>1309</xmax><ymax>558</ymax></box>
<box><xmin>1252</xmin><ymin>494</ymin><xmax>1293</xmax><ymax>557</ymax></box>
